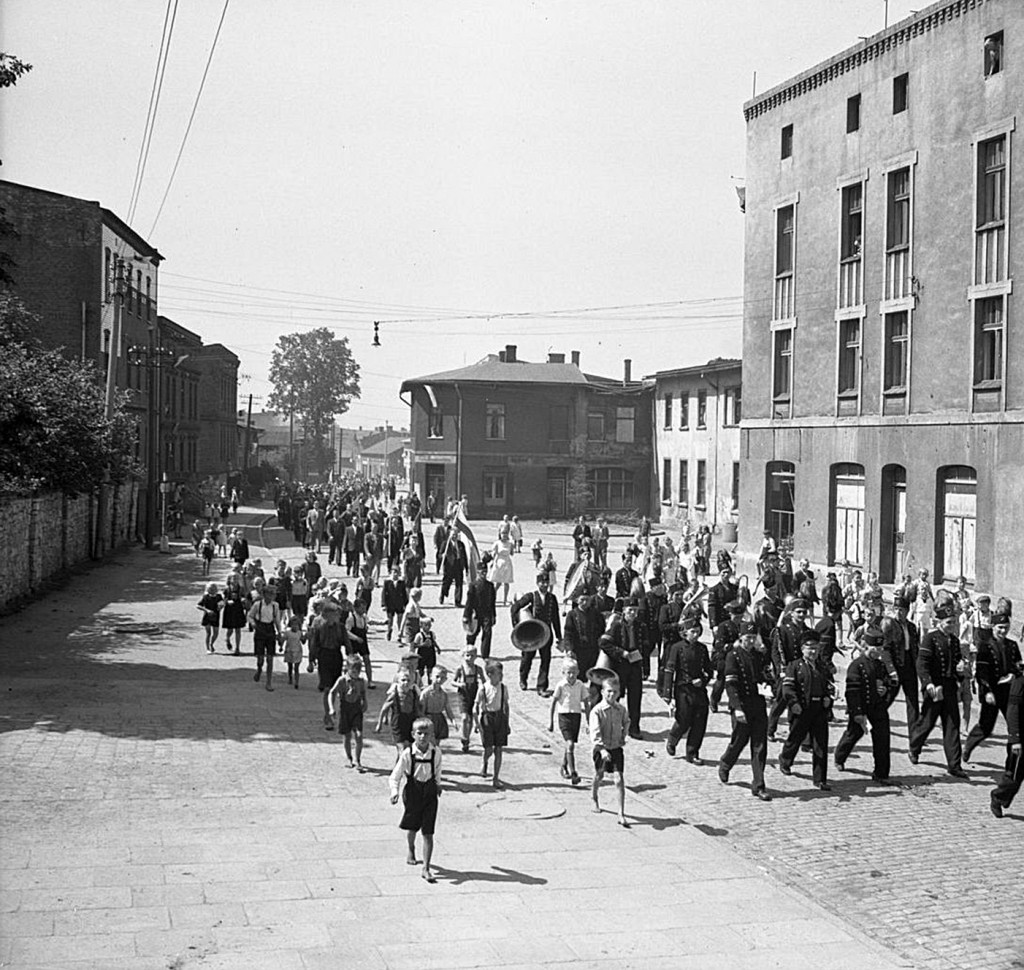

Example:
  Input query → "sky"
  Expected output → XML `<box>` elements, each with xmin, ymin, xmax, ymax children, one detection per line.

<box><xmin>2</xmin><ymin>0</ymin><xmax>922</xmax><ymax>430</ymax></box>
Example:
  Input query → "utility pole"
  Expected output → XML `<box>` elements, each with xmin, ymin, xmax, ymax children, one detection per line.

<box><xmin>242</xmin><ymin>393</ymin><xmax>254</xmax><ymax>473</ymax></box>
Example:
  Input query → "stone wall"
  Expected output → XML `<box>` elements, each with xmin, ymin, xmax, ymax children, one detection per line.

<box><xmin>0</xmin><ymin>483</ymin><xmax>139</xmax><ymax>612</ymax></box>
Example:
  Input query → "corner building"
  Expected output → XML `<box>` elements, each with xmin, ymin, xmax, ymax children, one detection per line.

<box><xmin>738</xmin><ymin>0</ymin><xmax>1022</xmax><ymax>594</ymax></box>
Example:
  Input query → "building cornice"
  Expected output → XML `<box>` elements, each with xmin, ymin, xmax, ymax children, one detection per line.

<box><xmin>743</xmin><ymin>0</ymin><xmax>991</xmax><ymax>123</ymax></box>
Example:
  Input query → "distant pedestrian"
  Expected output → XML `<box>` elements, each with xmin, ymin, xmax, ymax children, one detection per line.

<box><xmin>589</xmin><ymin>675</ymin><xmax>629</xmax><ymax>826</ymax></box>
<box><xmin>282</xmin><ymin>615</ymin><xmax>305</xmax><ymax>689</ymax></box>
<box><xmin>221</xmin><ymin>572</ymin><xmax>246</xmax><ymax>655</ymax></box>
<box><xmin>197</xmin><ymin>582</ymin><xmax>222</xmax><ymax>652</ymax></box>
<box><xmin>413</xmin><ymin>615</ymin><xmax>440</xmax><ymax>682</ymax></box>
<box><xmin>510</xmin><ymin>515</ymin><xmax>523</xmax><ymax>553</ymax></box>
<box><xmin>389</xmin><ymin>717</ymin><xmax>443</xmax><ymax>884</ymax></box>
<box><xmin>382</xmin><ymin>565</ymin><xmax>409</xmax><ymax>641</ymax></box>
<box><xmin>247</xmin><ymin>584</ymin><xmax>283</xmax><ymax>691</ymax></box>
<box><xmin>199</xmin><ymin>530</ymin><xmax>216</xmax><ymax>576</ymax></box>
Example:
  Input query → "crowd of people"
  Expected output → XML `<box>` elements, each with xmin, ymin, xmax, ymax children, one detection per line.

<box><xmin>190</xmin><ymin>486</ymin><xmax>1023</xmax><ymax>880</ymax></box>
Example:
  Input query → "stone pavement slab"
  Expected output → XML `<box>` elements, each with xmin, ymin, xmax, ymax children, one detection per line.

<box><xmin>0</xmin><ymin>507</ymin><xmax>995</xmax><ymax>969</ymax></box>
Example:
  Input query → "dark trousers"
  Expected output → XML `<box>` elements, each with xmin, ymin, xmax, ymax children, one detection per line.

<box><xmin>909</xmin><ymin>680</ymin><xmax>962</xmax><ymax>769</ymax></box>
<box><xmin>440</xmin><ymin>575</ymin><xmax>463</xmax><ymax>606</ymax></box>
<box><xmin>767</xmin><ymin>676</ymin><xmax>788</xmax><ymax>737</ymax></box>
<box><xmin>991</xmin><ymin>744</ymin><xmax>1023</xmax><ymax>809</ymax></box>
<box><xmin>720</xmin><ymin>697</ymin><xmax>768</xmax><ymax>792</ymax></box>
<box><xmin>519</xmin><ymin>645</ymin><xmax>552</xmax><ymax>692</ymax></box>
<box><xmin>468</xmin><ymin>618</ymin><xmax>493</xmax><ymax>659</ymax></box>
<box><xmin>780</xmin><ymin>702</ymin><xmax>830</xmax><ymax>784</ymax></box>
<box><xmin>614</xmin><ymin>661</ymin><xmax>643</xmax><ymax>735</ymax></box>
<box><xmin>328</xmin><ymin>537</ymin><xmax>342</xmax><ymax>565</ymax></box>
<box><xmin>710</xmin><ymin>655</ymin><xmax>727</xmax><ymax>710</ymax></box>
<box><xmin>964</xmin><ymin>690</ymin><xmax>1010</xmax><ymax>760</ymax></box>
<box><xmin>835</xmin><ymin>707</ymin><xmax>891</xmax><ymax>779</ymax></box>
<box><xmin>892</xmin><ymin>658</ymin><xmax>920</xmax><ymax>734</ymax></box>
<box><xmin>668</xmin><ymin>685</ymin><xmax>709</xmax><ymax>756</ymax></box>
<box><xmin>345</xmin><ymin>549</ymin><xmax>360</xmax><ymax>575</ymax></box>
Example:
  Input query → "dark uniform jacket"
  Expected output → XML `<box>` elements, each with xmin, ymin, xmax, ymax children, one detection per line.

<box><xmin>845</xmin><ymin>655</ymin><xmax>892</xmax><ymax>716</ymax></box>
<box><xmin>615</xmin><ymin>566</ymin><xmax>638</xmax><ymax>600</ymax></box>
<box><xmin>511</xmin><ymin>590</ymin><xmax>562</xmax><ymax>641</ymax></box>
<box><xmin>706</xmin><ymin>580</ymin><xmax>739</xmax><ymax>630</ymax></box>
<box><xmin>1007</xmin><ymin>675</ymin><xmax>1023</xmax><ymax>745</ymax></box>
<box><xmin>659</xmin><ymin>600</ymin><xmax>686</xmax><ymax>644</ymax></box>
<box><xmin>463</xmin><ymin>577</ymin><xmax>497</xmax><ymax>625</ymax></box>
<box><xmin>916</xmin><ymin>629</ymin><xmax>964</xmax><ymax>688</ymax></box>
<box><xmin>724</xmin><ymin>647</ymin><xmax>770</xmax><ymax>711</ymax></box>
<box><xmin>770</xmin><ymin>619</ymin><xmax>805</xmax><ymax>679</ymax></box>
<box><xmin>381</xmin><ymin>578</ymin><xmax>408</xmax><ymax>615</ymax></box>
<box><xmin>782</xmin><ymin>658</ymin><xmax>832</xmax><ymax>708</ymax></box>
<box><xmin>753</xmin><ymin>598</ymin><xmax>782</xmax><ymax>652</ymax></box>
<box><xmin>712</xmin><ymin>619</ymin><xmax>742</xmax><ymax>662</ymax></box>
<box><xmin>564</xmin><ymin>606</ymin><xmax>605</xmax><ymax>660</ymax></box>
<box><xmin>880</xmin><ymin>615</ymin><xmax>920</xmax><ymax>670</ymax></box>
<box><xmin>659</xmin><ymin>638</ymin><xmax>714</xmax><ymax>700</ymax></box>
<box><xmin>604</xmin><ymin>613</ymin><xmax>647</xmax><ymax>664</ymax></box>
<box><xmin>975</xmin><ymin>637</ymin><xmax>1023</xmax><ymax>697</ymax></box>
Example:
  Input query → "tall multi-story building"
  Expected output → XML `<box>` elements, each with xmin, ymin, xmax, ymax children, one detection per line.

<box><xmin>650</xmin><ymin>358</ymin><xmax>742</xmax><ymax>535</ymax></box>
<box><xmin>401</xmin><ymin>345</ymin><xmax>653</xmax><ymax>519</ymax></box>
<box><xmin>738</xmin><ymin>0</ymin><xmax>1021</xmax><ymax>593</ymax></box>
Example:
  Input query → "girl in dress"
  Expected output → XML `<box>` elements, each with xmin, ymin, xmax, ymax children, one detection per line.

<box><xmin>221</xmin><ymin>572</ymin><xmax>246</xmax><ymax>655</ymax></box>
<box><xmin>489</xmin><ymin>533</ymin><xmax>515</xmax><ymax>606</ymax></box>
<box><xmin>282</xmin><ymin>615</ymin><xmax>305</xmax><ymax>688</ymax></box>
<box><xmin>419</xmin><ymin>667</ymin><xmax>455</xmax><ymax>745</ymax></box>
<box><xmin>197</xmin><ymin>582</ymin><xmax>223</xmax><ymax>652</ymax></box>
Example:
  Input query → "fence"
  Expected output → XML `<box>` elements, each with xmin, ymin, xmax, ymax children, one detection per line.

<box><xmin>0</xmin><ymin>482</ymin><xmax>139</xmax><ymax>611</ymax></box>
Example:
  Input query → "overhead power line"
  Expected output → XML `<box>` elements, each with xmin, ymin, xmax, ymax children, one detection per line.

<box><xmin>149</xmin><ymin>0</ymin><xmax>231</xmax><ymax>237</ymax></box>
<box><xmin>127</xmin><ymin>0</ymin><xmax>179</xmax><ymax>225</ymax></box>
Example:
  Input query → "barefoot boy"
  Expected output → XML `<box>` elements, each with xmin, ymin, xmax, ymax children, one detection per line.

<box><xmin>549</xmin><ymin>658</ymin><xmax>588</xmax><ymax>785</ymax></box>
<box><xmin>328</xmin><ymin>657</ymin><xmax>368</xmax><ymax>771</ymax></box>
<box><xmin>389</xmin><ymin>717</ymin><xmax>443</xmax><ymax>883</ymax></box>
<box><xmin>589</xmin><ymin>675</ymin><xmax>630</xmax><ymax>826</ymax></box>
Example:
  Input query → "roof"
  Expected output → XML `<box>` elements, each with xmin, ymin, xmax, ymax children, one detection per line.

<box><xmin>359</xmin><ymin>437</ymin><xmax>408</xmax><ymax>457</ymax></box>
<box><xmin>743</xmin><ymin>0</ymin><xmax>968</xmax><ymax>122</ymax></box>
<box><xmin>645</xmin><ymin>357</ymin><xmax>741</xmax><ymax>382</ymax></box>
<box><xmin>401</xmin><ymin>355</ymin><xmax>590</xmax><ymax>391</ymax></box>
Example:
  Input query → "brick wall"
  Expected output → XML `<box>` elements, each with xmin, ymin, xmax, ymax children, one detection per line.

<box><xmin>0</xmin><ymin>484</ymin><xmax>140</xmax><ymax>612</ymax></box>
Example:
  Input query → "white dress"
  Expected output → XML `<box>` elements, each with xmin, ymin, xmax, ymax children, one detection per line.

<box><xmin>489</xmin><ymin>538</ymin><xmax>515</xmax><ymax>586</ymax></box>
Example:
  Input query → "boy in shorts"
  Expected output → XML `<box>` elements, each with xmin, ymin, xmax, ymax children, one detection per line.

<box><xmin>589</xmin><ymin>675</ymin><xmax>630</xmax><ymax>826</ymax></box>
<box><xmin>329</xmin><ymin>656</ymin><xmax>368</xmax><ymax>771</ymax></box>
<box><xmin>389</xmin><ymin>717</ymin><xmax>443</xmax><ymax>883</ymax></box>
<box><xmin>548</xmin><ymin>658</ymin><xmax>588</xmax><ymax>785</ymax></box>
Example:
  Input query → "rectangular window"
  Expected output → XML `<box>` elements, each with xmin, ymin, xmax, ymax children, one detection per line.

<box><xmin>837</xmin><ymin>319</ymin><xmax>861</xmax><ymax>396</ymax></box>
<box><xmin>723</xmin><ymin>387</ymin><xmax>742</xmax><ymax>426</ymax></box>
<box><xmin>696</xmin><ymin>460</ymin><xmax>707</xmax><ymax>507</ymax></box>
<box><xmin>146</xmin><ymin>276</ymin><xmax>152</xmax><ymax>319</ymax></box>
<box><xmin>678</xmin><ymin>460</ymin><xmax>688</xmax><ymax>505</ymax></box>
<box><xmin>975</xmin><ymin>297</ymin><xmax>1004</xmax><ymax>385</ymax></box>
<box><xmin>483</xmin><ymin>471</ymin><xmax>506</xmax><ymax>506</ymax></box>
<box><xmin>696</xmin><ymin>390</ymin><xmax>707</xmax><ymax>428</ymax></box>
<box><xmin>104</xmin><ymin>248</ymin><xmax>112</xmax><ymax>301</ymax></box>
<box><xmin>679</xmin><ymin>395</ymin><xmax>689</xmax><ymax>429</ymax></box>
<box><xmin>781</xmin><ymin>124</ymin><xmax>793</xmax><ymax>159</ymax></box>
<box><xmin>841</xmin><ymin>183</ymin><xmax>863</xmax><ymax>261</ymax></box>
<box><xmin>887</xmin><ymin>168</ymin><xmax>911</xmax><ymax>251</ymax></box>
<box><xmin>549</xmin><ymin>405</ymin><xmax>569</xmax><ymax>441</ymax></box>
<box><xmin>977</xmin><ymin>135</ymin><xmax>1006</xmax><ymax>229</ymax></box>
<box><xmin>587</xmin><ymin>411</ymin><xmax>605</xmax><ymax>441</ymax></box>
<box><xmin>984</xmin><ymin>31</ymin><xmax>1003</xmax><ymax>77</ymax></box>
<box><xmin>662</xmin><ymin>459</ymin><xmax>672</xmax><ymax>501</ymax></box>
<box><xmin>773</xmin><ymin>329</ymin><xmax>792</xmax><ymax>401</ymax></box>
<box><xmin>893</xmin><ymin>73</ymin><xmax>908</xmax><ymax>114</ymax></box>
<box><xmin>663</xmin><ymin>393</ymin><xmax>672</xmax><ymax>429</ymax></box>
<box><xmin>485</xmin><ymin>402</ymin><xmax>506</xmax><ymax>440</ymax></box>
<box><xmin>847</xmin><ymin>94</ymin><xmax>861</xmax><ymax>133</ymax></box>
<box><xmin>427</xmin><ymin>406</ymin><xmax>443</xmax><ymax>438</ymax></box>
<box><xmin>731</xmin><ymin>462</ymin><xmax>740</xmax><ymax>510</ymax></box>
<box><xmin>136</xmin><ymin>270</ymin><xmax>142</xmax><ymax>315</ymax></box>
<box><xmin>884</xmin><ymin>312</ymin><xmax>909</xmax><ymax>391</ymax></box>
<box><xmin>615</xmin><ymin>407</ymin><xmax>634</xmax><ymax>443</ymax></box>
<box><xmin>774</xmin><ymin>204</ymin><xmax>795</xmax><ymax>319</ymax></box>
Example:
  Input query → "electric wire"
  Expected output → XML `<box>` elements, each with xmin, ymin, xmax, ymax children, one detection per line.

<box><xmin>148</xmin><ymin>0</ymin><xmax>232</xmax><ymax>237</ymax></box>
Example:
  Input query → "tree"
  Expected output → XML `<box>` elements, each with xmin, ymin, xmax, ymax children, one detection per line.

<box><xmin>0</xmin><ymin>52</ymin><xmax>32</xmax><ymax>89</ymax></box>
<box><xmin>0</xmin><ymin>294</ymin><xmax>141</xmax><ymax>494</ymax></box>
<box><xmin>266</xmin><ymin>328</ymin><xmax>360</xmax><ymax>476</ymax></box>
<box><xmin>0</xmin><ymin>52</ymin><xmax>32</xmax><ymax>283</ymax></box>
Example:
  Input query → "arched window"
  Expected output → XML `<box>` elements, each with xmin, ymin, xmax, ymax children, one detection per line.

<box><xmin>764</xmin><ymin>461</ymin><xmax>795</xmax><ymax>543</ymax></box>
<box><xmin>830</xmin><ymin>463</ymin><xmax>865</xmax><ymax>566</ymax></box>
<box><xmin>938</xmin><ymin>466</ymin><xmax>976</xmax><ymax>584</ymax></box>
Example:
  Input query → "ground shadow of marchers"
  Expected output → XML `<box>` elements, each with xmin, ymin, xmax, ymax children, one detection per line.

<box><xmin>431</xmin><ymin>864</ymin><xmax>547</xmax><ymax>886</ymax></box>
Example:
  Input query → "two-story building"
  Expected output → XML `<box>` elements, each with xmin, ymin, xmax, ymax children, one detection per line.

<box><xmin>649</xmin><ymin>358</ymin><xmax>742</xmax><ymax>537</ymax></box>
<box><xmin>738</xmin><ymin>0</ymin><xmax>1021</xmax><ymax>592</ymax></box>
<box><xmin>400</xmin><ymin>345</ymin><xmax>653</xmax><ymax>519</ymax></box>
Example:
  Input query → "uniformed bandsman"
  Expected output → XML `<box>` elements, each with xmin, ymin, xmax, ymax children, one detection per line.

<box><xmin>965</xmin><ymin>613</ymin><xmax>1023</xmax><ymax>763</ymax></box>
<box><xmin>778</xmin><ymin>629</ymin><xmax>833</xmax><ymax>791</ymax></box>
<box><xmin>660</xmin><ymin>615</ymin><xmax>714</xmax><ymax>764</ymax></box>
<box><xmin>835</xmin><ymin>625</ymin><xmax>892</xmax><ymax>782</ymax></box>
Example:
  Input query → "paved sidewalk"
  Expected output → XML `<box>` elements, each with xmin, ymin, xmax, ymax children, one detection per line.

<box><xmin>0</xmin><ymin>508</ymin><xmax>981</xmax><ymax>968</ymax></box>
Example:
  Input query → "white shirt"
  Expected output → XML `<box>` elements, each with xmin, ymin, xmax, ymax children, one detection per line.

<box><xmin>389</xmin><ymin>743</ymin><xmax>443</xmax><ymax>797</ymax></box>
<box><xmin>553</xmin><ymin>679</ymin><xmax>589</xmax><ymax>714</ymax></box>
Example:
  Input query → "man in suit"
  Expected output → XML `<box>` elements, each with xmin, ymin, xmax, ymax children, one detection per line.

<box><xmin>909</xmin><ymin>602</ymin><xmax>969</xmax><ymax>777</ymax></box>
<box><xmin>511</xmin><ymin>572</ymin><xmax>562</xmax><ymax>696</ymax></box>
<box><xmin>572</xmin><ymin>516</ymin><xmax>591</xmax><ymax>562</ymax></box>
<box><xmin>463</xmin><ymin>562</ymin><xmax>497</xmax><ymax>659</ymax></box>
<box><xmin>440</xmin><ymin>532</ymin><xmax>467</xmax><ymax>607</ymax></box>
<box><xmin>965</xmin><ymin>613</ymin><xmax>1023</xmax><ymax>762</ymax></box>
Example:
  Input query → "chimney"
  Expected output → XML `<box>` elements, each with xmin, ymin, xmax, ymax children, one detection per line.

<box><xmin>571</xmin><ymin>350</ymin><xmax>580</xmax><ymax>367</ymax></box>
<box><xmin>548</xmin><ymin>352</ymin><xmax>565</xmax><ymax>363</ymax></box>
<box><xmin>623</xmin><ymin>359</ymin><xmax>632</xmax><ymax>386</ymax></box>
<box><xmin>498</xmin><ymin>350</ymin><xmax>506</xmax><ymax>362</ymax></box>
<box><xmin>505</xmin><ymin>344</ymin><xmax>517</xmax><ymax>363</ymax></box>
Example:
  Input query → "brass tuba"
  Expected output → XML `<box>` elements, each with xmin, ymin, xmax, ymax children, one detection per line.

<box><xmin>511</xmin><ymin>617</ymin><xmax>552</xmax><ymax>653</ymax></box>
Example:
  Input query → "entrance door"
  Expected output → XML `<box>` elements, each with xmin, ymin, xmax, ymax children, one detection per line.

<box><xmin>425</xmin><ymin>464</ymin><xmax>446</xmax><ymax>515</ymax></box>
<box><xmin>832</xmin><ymin>464</ymin><xmax>865</xmax><ymax>566</ymax></box>
<box><xmin>547</xmin><ymin>472</ymin><xmax>566</xmax><ymax>517</ymax></box>
<box><xmin>880</xmin><ymin>465</ymin><xmax>907</xmax><ymax>583</ymax></box>
<box><xmin>940</xmin><ymin>467</ymin><xmax>976</xmax><ymax>583</ymax></box>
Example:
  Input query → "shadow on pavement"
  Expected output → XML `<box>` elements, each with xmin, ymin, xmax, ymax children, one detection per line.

<box><xmin>432</xmin><ymin>864</ymin><xmax>547</xmax><ymax>886</ymax></box>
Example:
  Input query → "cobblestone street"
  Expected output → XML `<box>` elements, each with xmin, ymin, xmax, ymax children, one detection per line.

<box><xmin>0</xmin><ymin>509</ymin><xmax>1020</xmax><ymax>969</ymax></box>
